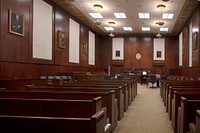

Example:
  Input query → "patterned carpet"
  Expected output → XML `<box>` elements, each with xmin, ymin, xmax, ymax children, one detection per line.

<box><xmin>113</xmin><ymin>84</ymin><xmax>173</xmax><ymax>133</ymax></box>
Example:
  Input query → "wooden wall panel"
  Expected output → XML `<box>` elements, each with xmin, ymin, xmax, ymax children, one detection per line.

<box><xmin>0</xmin><ymin>0</ymin><xmax>104</xmax><ymax>80</ymax></box>
<box><xmin>0</xmin><ymin>0</ymin><xmax>31</xmax><ymax>62</ymax></box>
<box><xmin>95</xmin><ymin>35</ymin><xmax>103</xmax><ymax>67</ymax></box>
<box><xmin>0</xmin><ymin>62</ymin><xmax>103</xmax><ymax>80</ymax></box>
<box><xmin>80</xmin><ymin>24</ymin><xmax>88</xmax><ymax>67</ymax></box>
<box><xmin>164</xmin><ymin>37</ymin><xmax>178</xmax><ymax>75</ymax></box>
<box><xmin>191</xmin><ymin>5</ymin><xmax>200</xmax><ymax>67</ymax></box>
<box><xmin>54</xmin><ymin>5</ymin><xmax>69</xmax><ymax>65</ymax></box>
<box><xmin>101</xmin><ymin>36</ymin><xmax>178</xmax><ymax>76</ymax></box>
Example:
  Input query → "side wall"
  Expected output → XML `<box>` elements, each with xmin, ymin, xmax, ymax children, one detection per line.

<box><xmin>0</xmin><ymin>0</ymin><xmax>103</xmax><ymax>80</ymax></box>
<box><xmin>173</xmin><ymin>4</ymin><xmax>200</xmax><ymax>79</ymax></box>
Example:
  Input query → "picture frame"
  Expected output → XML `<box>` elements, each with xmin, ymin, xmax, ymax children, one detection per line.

<box><xmin>9</xmin><ymin>9</ymin><xmax>25</xmax><ymax>36</ymax></box>
<box><xmin>116</xmin><ymin>50</ymin><xmax>120</xmax><ymax>57</ymax></box>
<box><xmin>83</xmin><ymin>42</ymin><xmax>87</xmax><ymax>54</ymax></box>
<box><xmin>157</xmin><ymin>51</ymin><xmax>161</xmax><ymax>58</ymax></box>
<box><xmin>193</xmin><ymin>32</ymin><xmax>198</xmax><ymax>50</ymax></box>
<box><xmin>58</xmin><ymin>31</ymin><xmax>66</xmax><ymax>49</ymax></box>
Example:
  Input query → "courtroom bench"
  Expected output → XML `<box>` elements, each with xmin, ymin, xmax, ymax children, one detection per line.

<box><xmin>178</xmin><ymin>97</ymin><xmax>200</xmax><ymax>133</ymax></box>
<box><xmin>26</xmin><ymin>84</ymin><xmax>125</xmax><ymax>121</ymax></box>
<box><xmin>0</xmin><ymin>97</ymin><xmax>110</xmax><ymax>133</ymax></box>
<box><xmin>189</xmin><ymin>110</ymin><xmax>200</xmax><ymax>133</ymax></box>
<box><xmin>47</xmin><ymin>82</ymin><xmax>130</xmax><ymax>111</ymax></box>
<box><xmin>171</xmin><ymin>90</ymin><xmax>200</xmax><ymax>133</ymax></box>
<box><xmin>167</xmin><ymin>87</ymin><xmax>200</xmax><ymax>119</ymax></box>
<box><xmin>0</xmin><ymin>89</ymin><xmax>117</xmax><ymax>131</ymax></box>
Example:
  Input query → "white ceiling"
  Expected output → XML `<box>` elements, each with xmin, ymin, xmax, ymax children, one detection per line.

<box><xmin>53</xmin><ymin>0</ymin><xmax>199</xmax><ymax>37</ymax></box>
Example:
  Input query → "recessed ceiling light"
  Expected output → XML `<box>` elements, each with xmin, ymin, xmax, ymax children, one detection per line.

<box><xmin>104</xmin><ymin>27</ymin><xmax>114</xmax><ymax>31</ymax></box>
<box><xmin>160</xmin><ymin>27</ymin><xmax>169</xmax><ymax>32</ymax></box>
<box><xmin>89</xmin><ymin>13</ymin><xmax>103</xmax><ymax>18</ymax></box>
<box><xmin>138</xmin><ymin>13</ymin><xmax>150</xmax><ymax>19</ymax></box>
<box><xmin>142</xmin><ymin>27</ymin><xmax>150</xmax><ymax>31</ymax></box>
<box><xmin>162</xmin><ymin>13</ymin><xmax>174</xmax><ymax>19</ymax></box>
<box><xmin>93</xmin><ymin>4</ymin><xmax>103</xmax><ymax>11</ymax></box>
<box><xmin>123</xmin><ymin>27</ymin><xmax>132</xmax><ymax>31</ymax></box>
<box><xmin>114</xmin><ymin>13</ymin><xmax>126</xmax><ymax>18</ymax></box>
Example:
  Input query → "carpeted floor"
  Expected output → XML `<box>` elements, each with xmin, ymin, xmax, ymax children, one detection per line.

<box><xmin>113</xmin><ymin>84</ymin><xmax>173</xmax><ymax>133</ymax></box>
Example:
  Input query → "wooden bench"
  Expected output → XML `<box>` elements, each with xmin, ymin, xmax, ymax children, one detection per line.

<box><xmin>167</xmin><ymin>87</ymin><xmax>200</xmax><ymax>119</ymax></box>
<box><xmin>160</xmin><ymin>80</ymin><xmax>200</xmax><ymax>106</ymax></box>
<box><xmin>172</xmin><ymin>90</ymin><xmax>200</xmax><ymax>133</ymax></box>
<box><xmin>178</xmin><ymin>97</ymin><xmax>200</xmax><ymax>133</ymax></box>
<box><xmin>26</xmin><ymin>84</ymin><xmax>125</xmax><ymax>120</ymax></box>
<box><xmin>47</xmin><ymin>82</ymin><xmax>129</xmax><ymax>112</ymax></box>
<box><xmin>0</xmin><ymin>90</ymin><xmax>117</xmax><ymax>131</ymax></box>
<box><xmin>81</xmin><ymin>79</ymin><xmax>137</xmax><ymax>100</ymax></box>
<box><xmin>0</xmin><ymin>97</ymin><xmax>110</xmax><ymax>133</ymax></box>
<box><xmin>0</xmin><ymin>110</ymin><xmax>108</xmax><ymax>133</ymax></box>
<box><xmin>189</xmin><ymin>110</ymin><xmax>200</xmax><ymax>133</ymax></box>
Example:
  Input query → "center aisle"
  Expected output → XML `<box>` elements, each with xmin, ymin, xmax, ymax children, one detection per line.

<box><xmin>113</xmin><ymin>84</ymin><xmax>173</xmax><ymax>133</ymax></box>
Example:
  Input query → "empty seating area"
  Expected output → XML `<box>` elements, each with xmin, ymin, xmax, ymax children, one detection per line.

<box><xmin>160</xmin><ymin>78</ymin><xmax>200</xmax><ymax>133</ymax></box>
<box><xmin>0</xmin><ymin>75</ymin><xmax>138</xmax><ymax>133</ymax></box>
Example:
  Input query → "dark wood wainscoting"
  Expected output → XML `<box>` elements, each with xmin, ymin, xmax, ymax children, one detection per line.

<box><xmin>0</xmin><ymin>62</ymin><xmax>103</xmax><ymax>80</ymax></box>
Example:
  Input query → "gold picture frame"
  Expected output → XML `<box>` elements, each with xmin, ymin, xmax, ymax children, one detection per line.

<box><xmin>9</xmin><ymin>9</ymin><xmax>25</xmax><ymax>36</ymax></box>
<box><xmin>83</xmin><ymin>42</ymin><xmax>87</xmax><ymax>54</ymax></box>
<box><xmin>58</xmin><ymin>31</ymin><xmax>66</xmax><ymax>49</ymax></box>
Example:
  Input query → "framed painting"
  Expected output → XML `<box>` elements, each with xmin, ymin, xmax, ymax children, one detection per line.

<box><xmin>58</xmin><ymin>31</ymin><xmax>66</xmax><ymax>49</ymax></box>
<box><xmin>9</xmin><ymin>9</ymin><xmax>25</xmax><ymax>36</ymax></box>
<box><xmin>116</xmin><ymin>50</ymin><xmax>120</xmax><ymax>57</ymax></box>
<box><xmin>157</xmin><ymin>51</ymin><xmax>161</xmax><ymax>58</ymax></box>
<box><xmin>83</xmin><ymin>42</ymin><xmax>87</xmax><ymax>54</ymax></box>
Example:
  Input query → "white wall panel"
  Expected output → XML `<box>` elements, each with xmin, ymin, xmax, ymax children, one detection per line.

<box><xmin>112</xmin><ymin>38</ymin><xmax>124</xmax><ymax>60</ymax></box>
<box><xmin>88</xmin><ymin>31</ymin><xmax>95</xmax><ymax>65</ymax></box>
<box><xmin>69</xmin><ymin>19</ymin><xmax>80</xmax><ymax>63</ymax></box>
<box><xmin>179</xmin><ymin>32</ymin><xmax>183</xmax><ymax>66</ymax></box>
<box><xmin>153</xmin><ymin>38</ymin><xmax>165</xmax><ymax>60</ymax></box>
<box><xmin>33</xmin><ymin>0</ymin><xmax>52</xmax><ymax>60</ymax></box>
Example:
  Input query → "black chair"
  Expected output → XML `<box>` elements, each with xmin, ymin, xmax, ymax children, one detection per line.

<box><xmin>148</xmin><ymin>75</ymin><xmax>157</xmax><ymax>88</ymax></box>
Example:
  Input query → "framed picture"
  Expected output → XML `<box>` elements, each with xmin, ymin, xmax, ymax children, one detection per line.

<box><xmin>157</xmin><ymin>51</ymin><xmax>161</xmax><ymax>58</ymax></box>
<box><xmin>83</xmin><ymin>42</ymin><xmax>87</xmax><ymax>54</ymax></box>
<box><xmin>58</xmin><ymin>31</ymin><xmax>66</xmax><ymax>49</ymax></box>
<box><xmin>9</xmin><ymin>9</ymin><xmax>25</xmax><ymax>36</ymax></box>
<box><xmin>116</xmin><ymin>50</ymin><xmax>120</xmax><ymax>57</ymax></box>
<box><xmin>193</xmin><ymin>32</ymin><xmax>198</xmax><ymax>50</ymax></box>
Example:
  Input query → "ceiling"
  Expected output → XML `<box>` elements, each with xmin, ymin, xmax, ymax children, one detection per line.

<box><xmin>53</xmin><ymin>0</ymin><xmax>199</xmax><ymax>37</ymax></box>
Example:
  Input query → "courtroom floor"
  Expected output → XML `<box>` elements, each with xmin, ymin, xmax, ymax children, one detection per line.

<box><xmin>113</xmin><ymin>83</ymin><xmax>173</xmax><ymax>133</ymax></box>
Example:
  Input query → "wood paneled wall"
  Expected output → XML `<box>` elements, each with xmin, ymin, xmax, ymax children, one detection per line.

<box><xmin>100</xmin><ymin>36</ymin><xmax>178</xmax><ymax>76</ymax></box>
<box><xmin>173</xmin><ymin>4</ymin><xmax>200</xmax><ymax>78</ymax></box>
<box><xmin>0</xmin><ymin>0</ymin><xmax>104</xmax><ymax>80</ymax></box>
<box><xmin>1</xmin><ymin>0</ymin><xmax>199</xmax><ymax>80</ymax></box>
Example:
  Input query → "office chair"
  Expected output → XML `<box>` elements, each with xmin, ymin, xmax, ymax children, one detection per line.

<box><xmin>148</xmin><ymin>75</ymin><xmax>157</xmax><ymax>88</ymax></box>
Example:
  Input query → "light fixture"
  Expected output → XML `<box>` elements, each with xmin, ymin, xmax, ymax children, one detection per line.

<box><xmin>93</xmin><ymin>4</ymin><xmax>103</xmax><ymax>11</ymax></box>
<box><xmin>109</xmin><ymin>32</ymin><xmax>115</xmax><ymax>37</ymax></box>
<box><xmin>156</xmin><ymin>21</ymin><xmax>165</xmax><ymax>26</ymax></box>
<box><xmin>108</xmin><ymin>21</ymin><xmax>115</xmax><ymax>25</ymax></box>
<box><xmin>162</xmin><ymin>0</ymin><xmax>169</xmax><ymax>2</ymax></box>
<box><xmin>156</xmin><ymin>33</ymin><xmax>162</xmax><ymax>38</ymax></box>
<box><xmin>114</xmin><ymin>13</ymin><xmax>126</xmax><ymax>18</ymax></box>
<box><xmin>157</xmin><ymin>4</ymin><xmax>166</xmax><ymax>11</ymax></box>
<box><xmin>95</xmin><ymin>20</ymin><xmax>101</xmax><ymax>25</ymax></box>
<box><xmin>162</xmin><ymin>13</ymin><xmax>174</xmax><ymax>19</ymax></box>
